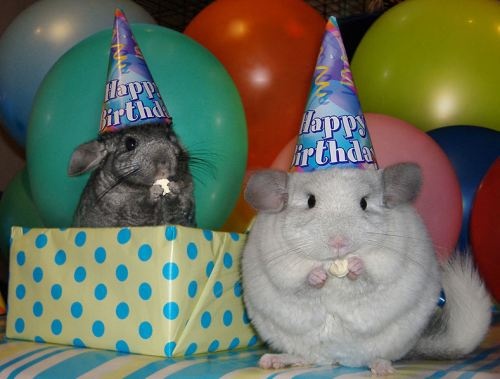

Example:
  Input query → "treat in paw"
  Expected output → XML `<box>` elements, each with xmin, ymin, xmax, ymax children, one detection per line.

<box><xmin>259</xmin><ymin>353</ymin><xmax>308</xmax><ymax>369</ymax></box>
<box><xmin>328</xmin><ymin>258</ymin><xmax>349</xmax><ymax>278</ymax></box>
<box><xmin>153</xmin><ymin>178</ymin><xmax>171</xmax><ymax>195</ymax></box>
<box><xmin>370</xmin><ymin>358</ymin><xmax>395</xmax><ymax>376</ymax></box>
<box><xmin>347</xmin><ymin>256</ymin><xmax>364</xmax><ymax>280</ymax></box>
<box><xmin>307</xmin><ymin>266</ymin><xmax>328</xmax><ymax>288</ymax></box>
<box><xmin>150</xmin><ymin>183</ymin><xmax>165</xmax><ymax>200</ymax></box>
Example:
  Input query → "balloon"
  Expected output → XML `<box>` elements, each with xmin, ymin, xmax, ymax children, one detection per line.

<box><xmin>185</xmin><ymin>0</ymin><xmax>325</xmax><ymax>170</ymax></box>
<box><xmin>0</xmin><ymin>0</ymin><xmax>155</xmax><ymax>147</ymax></box>
<box><xmin>27</xmin><ymin>24</ymin><xmax>247</xmax><ymax>230</ymax></box>
<box><xmin>470</xmin><ymin>159</ymin><xmax>500</xmax><ymax>302</ymax></box>
<box><xmin>351</xmin><ymin>0</ymin><xmax>500</xmax><ymax>133</ymax></box>
<box><xmin>428</xmin><ymin>126</ymin><xmax>500</xmax><ymax>250</ymax></box>
<box><xmin>0</xmin><ymin>169</ymin><xmax>44</xmax><ymax>263</ymax></box>
<box><xmin>262</xmin><ymin>114</ymin><xmax>463</xmax><ymax>260</ymax></box>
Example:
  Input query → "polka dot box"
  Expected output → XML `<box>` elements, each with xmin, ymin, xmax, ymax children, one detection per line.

<box><xmin>6</xmin><ymin>225</ymin><xmax>259</xmax><ymax>357</ymax></box>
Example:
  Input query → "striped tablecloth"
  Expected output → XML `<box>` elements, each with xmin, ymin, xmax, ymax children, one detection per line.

<box><xmin>0</xmin><ymin>316</ymin><xmax>498</xmax><ymax>378</ymax></box>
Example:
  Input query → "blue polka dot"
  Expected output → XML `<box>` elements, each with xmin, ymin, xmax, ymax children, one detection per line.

<box><xmin>22</xmin><ymin>227</ymin><xmax>31</xmax><ymax>235</ymax></box>
<box><xmin>74</xmin><ymin>266</ymin><xmax>87</xmax><ymax>282</ymax></box>
<box><xmin>206</xmin><ymin>261</ymin><xmax>214</xmax><ymax>278</ymax></box>
<box><xmin>94</xmin><ymin>247</ymin><xmax>106</xmax><ymax>264</ymax></box>
<box><xmin>165</xmin><ymin>226</ymin><xmax>177</xmax><ymax>241</ymax></box>
<box><xmin>185</xmin><ymin>343</ymin><xmax>197</xmax><ymax>356</ymax></box>
<box><xmin>223</xmin><ymin>252</ymin><xmax>233</xmax><ymax>269</ymax></box>
<box><xmin>138</xmin><ymin>244</ymin><xmax>152</xmax><ymax>261</ymax></box>
<box><xmin>16</xmin><ymin>284</ymin><xmax>26</xmax><ymax>300</ymax></box>
<box><xmin>116</xmin><ymin>340</ymin><xmax>130</xmax><ymax>353</ymax></box>
<box><xmin>33</xmin><ymin>301</ymin><xmax>43</xmax><ymax>317</ymax></box>
<box><xmin>201</xmin><ymin>311</ymin><xmax>211</xmax><ymax>329</ymax></box>
<box><xmin>116</xmin><ymin>264</ymin><xmax>128</xmax><ymax>282</ymax></box>
<box><xmin>229</xmin><ymin>337</ymin><xmax>240</xmax><ymax>350</ymax></box>
<box><xmin>186</xmin><ymin>243</ymin><xmax>198</xmax><ymax>260</ymax></box>
<box><xmin>208</xmin><ymin>339</ymin><xmax>220</xmax><ymax>352</ymax></box>
<box><xmin>188</xmin><ymin>281</ymin><xmax>197</xmax><ymax>298</ymax></box>
<box><xmin>73</xmin><ymin>338</ymin><xmax>86</xmax><ymax>348</ymax></box>
<box><xmin>116</xmin><ymin>302</ymin><xmax>130</xmax><ymax>320</ymax></box>
<box><xmin>139</xmin><ymin>283</ymin><xmax>152</xmax><ymax>300</ymax></box>
<box><xmin>71</xmin><ymin>302</ymin><xmax>83</xmax><ymax>318</ymax></box>
<box><xmin>139</xmin><ymin>322</ymin><xmax>152</xmax><ymax>339</ymax></box>
<box><xmin>248</xmin><ymin>335</ymin><xmax>258</xmax><ymax>347</ymax></box>
<box><xmin>164</xmin><ymin>341</ymin><xmax>176</xmax><ymax>356</ymax></box>
<box><xmin>243</xmin><ymin>310</ymin><xmax>251</xmax><ymax>325</ymax></box>
<box><xmin>162</xmin><ymin>262</ymin><xmax>179</xmax><ymax>280</ymax></box>
<box><xmin>223</xmin><ymin>310</ymin><xmax>233</xmax><ymax>327</ymax></box>
<box><xmin>16</xmin><ymin>251</ymin><xmax>26</xmax><ymax>266</ymax></box>
<box><xmin>230</xmin><ymin>233</ymin><xmax>240</xmax><ymax>241</ymax></box>
<box><xmin>15</xmin><ymin>318</ymin><xmax>25</xmax><ymax>333</ymax></box>
<box><xmin>34</xmin><ymin>336</ymin><xmax>45</xmax><ymax>343</ymax></box>
<box><xmin>213</xmin><ymin>281</ymin><xmax>223</xmax><ymax>298</ymax></box>
<box><xmin>163</xmin><ymin>302</ymin><xmax>179</xmax><ymax>320</ymax></box>
<box><xmin>92</xmin><ymin>321</ymin><xmax>105</xmax><ymax>337</ymax></box>
<box><xmin>203</xmin><ymin>230</ymin><xmax>213</xmax><ymax>241</ymax></box>
<box><xmin>54</xmin><ymin>250</ymin><xmax>66</xmax><ymax>265</ymax></box>
<box><xmin>51</xmin><ymin>284</ymin><xmax>62</xmax><ymax>300</ymax></box>
<box><xmin>51</xmin><ymin>319</ymin><xmax>62</xmax><ymax>335</ymax></box>
<box><xmin>94</xmin><ymin>284</ymin><xmax>107</xmax><ymax>301</ymax></box>
<box><xmin>33</xmin><ymin>267</ymin><xmax>43</xmax><ymax>283</ymax></box>
<box><xmin>35</xmin><ymin>234</ymin><xmax>48</xmax><ymax>249</ymax></box>
<box><xmin>234</xmin><ymin>281</ymin><xmax>242</xmax><ymax>297</ymax></box>
<box><xmin>117</xmin><ymin>228</ymin><xmax>131</xmax><ymax>244</ymax></box>
<box><xmin>74</xmin><ymin>231</ymin><xmax>86</xmax><ymax>247</ymax></box>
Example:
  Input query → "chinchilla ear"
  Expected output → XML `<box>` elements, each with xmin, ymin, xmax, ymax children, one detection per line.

<box><xmin>244</xmin><ymin>169</ymin><xmax>288</xmax><ymax>213</ymax></box>
<box><xmin>68</xmin><ymin>140</ymin><xmax>107</xmax><ymax>176</ymax></box>
<box><xmin>382</xmin><ymin>162</ymin><xmax>422</xmax><ymax>208</ymax></box>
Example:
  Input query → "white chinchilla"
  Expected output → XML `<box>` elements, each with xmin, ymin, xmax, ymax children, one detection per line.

<box><xmin>241</xmin><ymin>162</ymin><xmax>491</xmax><ymax>375</ymax></box>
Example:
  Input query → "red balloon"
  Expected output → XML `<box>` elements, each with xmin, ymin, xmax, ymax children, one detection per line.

<box><xmin>471</xmin><ymin>159</ymin><xmax>500</xmax><ymax>302</ymax></box>
<box><xmin>269</xmin><ymin>114</ymin><xmax>463</xmax><ymax>261</ymax></box>
<box><xmin>185</xmin><ymin>0</ymin><xmax>325</xmax><ymax>170</ymax></box>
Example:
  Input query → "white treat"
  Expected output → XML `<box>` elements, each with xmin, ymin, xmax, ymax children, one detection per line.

<box><xmin>329</xmin><ymin>259</ymin><xmax>349</xmax><ymax>278</ymax></box>
<box><xmin>153</xmin><ymin>178</ymin><xmax>171</xmax><ymax>195</ymax></box>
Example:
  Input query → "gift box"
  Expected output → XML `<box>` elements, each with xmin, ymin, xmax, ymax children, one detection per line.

<box><xmin>6</xmin><ymin>225</ymin><xmax>259</xmax><ymax>357</ymax></box>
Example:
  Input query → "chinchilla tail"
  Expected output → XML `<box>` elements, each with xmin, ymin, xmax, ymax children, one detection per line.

<box><xmin>410</xmin><ymin>252</ymin><xmax>492</xmax><ymax>359</ymax></box>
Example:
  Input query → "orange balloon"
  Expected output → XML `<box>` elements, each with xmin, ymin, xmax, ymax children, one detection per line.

<box><xmin>185</xmin><ymin>0</ymin><xmax>325</xmax><ymax>170</ymax></box>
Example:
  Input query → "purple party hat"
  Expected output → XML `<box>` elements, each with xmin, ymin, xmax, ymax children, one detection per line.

<box><xmin>291</xmin><ymin>16</ymin><xmax>377</xmax><ymax>171</ymax></box>
<box><xmin>99</xmin><ymin>9</ymin><xmax>171</xmax><ymax>134</ymax></box>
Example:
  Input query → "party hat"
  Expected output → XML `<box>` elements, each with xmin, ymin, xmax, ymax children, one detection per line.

<box><xmin>99</xmin><ymin>9</ymin><xmax>172</xmax><ymax>134</ymax></box>
<box><xmin>291</xmin><ymin>16</ymin><xmax>377</xmax><ymax>171</ymax></box>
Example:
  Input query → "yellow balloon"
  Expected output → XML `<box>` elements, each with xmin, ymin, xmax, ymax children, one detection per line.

<box><xmin>351</xmin><ymin>0</ymin><xmax>500</xmax><ymax>132</ymax></box>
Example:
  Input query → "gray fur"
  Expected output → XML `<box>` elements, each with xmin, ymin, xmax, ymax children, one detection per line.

<box><xmin>68</xmin><ymin>123</ymin><xmax>195</xmax><ymax>227</ymax></box>
<box><xmin>241</xmin><ymin>163</ymin><xmax>491</xmax><ymax>375</ymax></box>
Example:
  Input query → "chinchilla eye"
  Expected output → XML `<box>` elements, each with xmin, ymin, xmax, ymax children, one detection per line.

<box><xmin>307</xmin><ymin>194</ymin><xmax>316</xmax><ymax>209</ymax></box>
<box><xmin>125</xmin><ymin>137</ymin><xmax>138</xmax><ymax>151</ymax></box>
<box><xmin>360</xmin><ymin>196</ymin><xmax>368</xmax><ymax>210</ymax></box>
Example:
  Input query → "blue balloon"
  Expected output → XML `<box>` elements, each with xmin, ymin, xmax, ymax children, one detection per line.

<box><xmin>0</xmin><ymin>0</ymin><xmax>155</xmax><ymax>147</ymax></box>
<box><xmin>428</xmin><ymin>126</ymin><xmax>500</xmax><ymax>250</ymax></box>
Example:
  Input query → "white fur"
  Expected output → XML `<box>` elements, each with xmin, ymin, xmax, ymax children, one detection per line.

<box><xmin>242</xmin><ymin>167</ymin><xmax>491</xmax><ymax>374</ymax></box>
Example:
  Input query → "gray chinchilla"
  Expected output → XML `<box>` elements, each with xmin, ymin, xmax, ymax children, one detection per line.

<box><xmin>68</xmin><ymin>122</ymin><xmax>195</xmax><ymax>227</ymax></box>
<box><xmin>242</xmin><ymin>162</ymin><xmax>491</xmax><ymax>375</ymax></box>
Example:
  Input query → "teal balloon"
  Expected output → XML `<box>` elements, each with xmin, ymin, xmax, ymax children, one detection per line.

<box><xmin>0</xmin><ymin>169</ymin><xmax>45</xmax><ymax>263</ymax></box>
<box><xmin>0</xmin><ymin>0</ymin><xmax>156</xmax><ymax>147</ymax></box>
<box><xmin>27</xmin><ymin>24</ymin><xmax>247</xmax><ymax>229</ymax></box>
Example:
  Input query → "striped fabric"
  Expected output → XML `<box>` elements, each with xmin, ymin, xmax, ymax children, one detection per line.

<box><xmin>0</xmin><ymin>316</ymin><xmax>498</xmax><ymax>378</ymax></box>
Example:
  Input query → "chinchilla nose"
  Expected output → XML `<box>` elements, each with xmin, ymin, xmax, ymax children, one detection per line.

<box><xmin>328</xmin><ymin>235</ymin><xmax>350</xmax><ymax>257</ymax></box>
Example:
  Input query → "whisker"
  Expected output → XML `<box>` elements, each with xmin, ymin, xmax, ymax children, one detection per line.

<box><xmin>95</xmin><ymin>165</ymin><xmax>141</xmax><ymax>203</ymax></box>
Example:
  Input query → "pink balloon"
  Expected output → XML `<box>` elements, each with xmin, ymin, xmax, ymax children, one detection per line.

<box><xmin>271</xmin><ymin>113</ymin><xmax>462</xmax><ymax>261</ymax></box>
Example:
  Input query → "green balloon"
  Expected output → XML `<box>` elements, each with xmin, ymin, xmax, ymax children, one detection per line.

<box><xmin>351</xmin><ymin>0</ymin><xmax>500</xmax><ymax>132</ymax></box>
<box><xmin>0</xmin><ymin>169</ymin><xmax>44</xmax><ymax>263</ymax></box>
<box><xmin>27</xmin><ymin>24</ymin><xmax>247</xmax><ymax>229</ymax></box>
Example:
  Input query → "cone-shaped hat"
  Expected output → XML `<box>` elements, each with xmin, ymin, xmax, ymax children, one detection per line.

<box><xmin>99</xmin><ymin>9</ymin><xmax>172</xmax><ymax>134</ymax></box>
<box><xmin>291</xmin><ymin>16</ymin><xmax>377</xmax><ymax>171</ymax></box>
